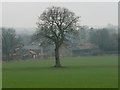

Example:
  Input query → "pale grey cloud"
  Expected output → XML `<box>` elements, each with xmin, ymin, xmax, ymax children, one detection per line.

<box><xmin>2</xmin><ymin>2</ymin><xmax>118</xmax><ymax>28</ymax></box>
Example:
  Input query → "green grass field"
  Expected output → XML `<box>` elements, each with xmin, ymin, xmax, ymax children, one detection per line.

<box><xmin>0</xmin><ymin>62</ymin><xmax>2</xmax><ymax>89</ymax></box>
<box><xmin>2</xmin><ymin>55</ymin><xmax>118</xmax><ymax>88</ymax></box>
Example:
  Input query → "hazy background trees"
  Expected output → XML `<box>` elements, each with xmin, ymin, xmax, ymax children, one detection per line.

<box><xmin>89</xmin><ymin>28</ymin><xmax>118</xmax><ymax>53</ymax></box>
<box><xmin>1</xmin><ymin>23</ymin><xmax>118</xmax><ymax>61</ymax></box>
<box><xmin>2</xmin><ymin>28</ymin><xmax>22</xmax><ymax>60</ymax></box>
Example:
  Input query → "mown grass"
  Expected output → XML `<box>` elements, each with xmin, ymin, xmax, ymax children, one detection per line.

<box><xmin>0</xmin><ymin>62</ymin><xmax>2</xmax><ymax>89</ymax></box>
<box><xmin>2</xmin><ymin>55</ymin><xmax>118</xmax><ymax>88</ymax></box>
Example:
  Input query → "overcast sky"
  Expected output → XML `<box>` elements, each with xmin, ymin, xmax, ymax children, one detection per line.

<box><xmin>2</xmin><ymin>2</ymin><xmax>118</xmax><ymax>28</ymax></box>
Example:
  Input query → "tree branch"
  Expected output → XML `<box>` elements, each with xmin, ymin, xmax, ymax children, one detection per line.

<box><xmin>63</xmin><ymin>17</ymin><xmax>79</xmax><ymax>30</ymax></box>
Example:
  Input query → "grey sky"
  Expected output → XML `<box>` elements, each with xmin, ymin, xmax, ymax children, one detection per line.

<box><xmin>2</xmin><ymin>2</ymin><xmax>118</xmax><ymax>28</ymax></box>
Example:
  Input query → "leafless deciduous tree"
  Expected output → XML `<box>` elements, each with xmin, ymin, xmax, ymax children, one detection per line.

<box><xmin>33</xmin><ymin>6</ymin><xmax>80</xmax><ymax>67</ymax></box>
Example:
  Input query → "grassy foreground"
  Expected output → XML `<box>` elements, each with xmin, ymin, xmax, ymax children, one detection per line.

<box><xmin>2</xmin><ymin>55</ymin><xmax>118</xmax><ymax>88</ymax></box>
<box><xmin>0</xmin><ymin>62</ymin><xmax>2</xmax><ymax>89</ymax></box>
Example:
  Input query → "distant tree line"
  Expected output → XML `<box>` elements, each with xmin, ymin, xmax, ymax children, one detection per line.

<box><xmin>2</xmin><ymin>28</ymin><xmax>22</xmax><ymax>60</ymax></box>
<box><xmin>89</xmin><ymin>28</ymin><xmax>118</xmax><ymax>52</ymax></box>
<box><xmin>1</xmin><ymin>24</ymin><xmax>118</xmax><ymax>61</ymax></box>
<box><xmin>1</xmin><ymin>26</ymin><xmax>118</xmax><ymax>60</ymax></box>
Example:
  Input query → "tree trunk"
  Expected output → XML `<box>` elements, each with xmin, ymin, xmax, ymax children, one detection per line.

<box><xmin>54</xmin><ymin>46</ymin><xmax>61</xmax><ymax>67</ymax></box>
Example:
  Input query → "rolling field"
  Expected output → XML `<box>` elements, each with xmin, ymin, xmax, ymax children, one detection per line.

<box><xmin>2</xmin><ymin>55</ymin><xmax>118</xmax><ymax>88</ymax></box>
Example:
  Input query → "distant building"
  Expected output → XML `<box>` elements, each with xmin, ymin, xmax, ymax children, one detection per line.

<box><xmin>72</xmin><ymin>43</ymin><xmax>99</xmax><ymax>56</ymax></box>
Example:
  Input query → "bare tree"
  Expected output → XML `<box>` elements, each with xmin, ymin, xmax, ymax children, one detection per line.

<box><xmin>33</xmin><ymin>6</ymin><xmax>80</xmax><ymax>67</ymax></box>
<box><xmin>2</xmin><ymin>28</ymin><xmax>22</xmax><ymax>60</ymax></box>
